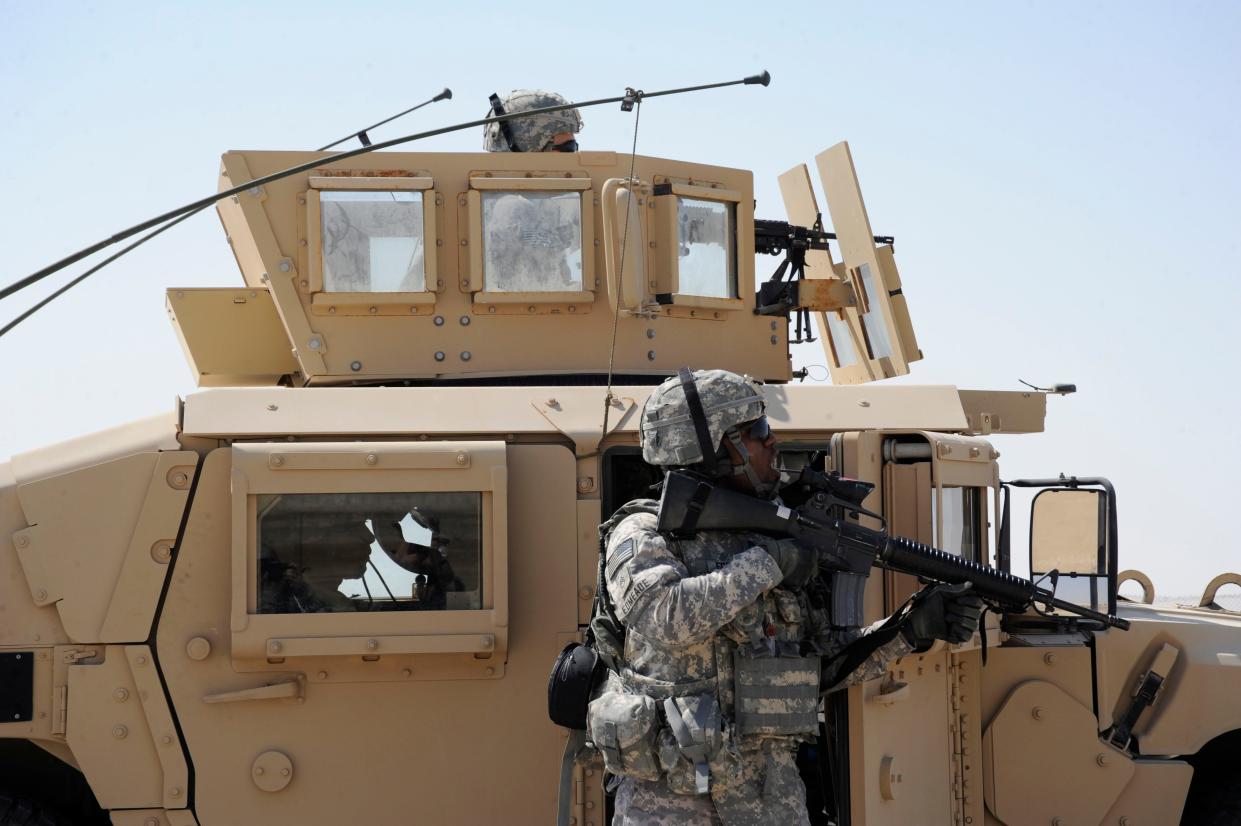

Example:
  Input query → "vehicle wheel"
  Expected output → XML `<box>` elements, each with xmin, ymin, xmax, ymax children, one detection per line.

<box><xmin>0</xmin><ymin>789</ymin><xmax>78</xmax><ymax>826</ymax></box>
<box><xmin>1181</xmin><ymin>774</ymin><xmax>1241</xmax><ymax>826</ymax></box>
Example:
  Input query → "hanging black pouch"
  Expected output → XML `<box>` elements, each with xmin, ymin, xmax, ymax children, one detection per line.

<box><xmin>548</xmin><ymin>642</ymin><xmax>604</xmax><ymax>730</ymax></box>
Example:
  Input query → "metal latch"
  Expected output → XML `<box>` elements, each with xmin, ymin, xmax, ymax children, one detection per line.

<box><xmin>1106</xmin><ymin>642</ymin><xmax>1179</xmax><ymax>750</ymax></box>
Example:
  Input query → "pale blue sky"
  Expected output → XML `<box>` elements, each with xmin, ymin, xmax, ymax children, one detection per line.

<box><xmin>1</xmin><ymin>1</ymin><xmax>1238</xmax><ymax>594</ymax></box>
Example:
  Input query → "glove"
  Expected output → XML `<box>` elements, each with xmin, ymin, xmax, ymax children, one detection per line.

<box><xmin>758</xmin><ymin>538</ymin><xmax>817</xmax><ymax>590</ymax></box>
<box><xmin>901</xmin><ymin>582</ymin><xmax>984</xmax><ymax>650</ymax></box>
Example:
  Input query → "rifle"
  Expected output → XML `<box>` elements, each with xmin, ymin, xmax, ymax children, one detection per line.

<box><xmin>657</xmin><ymin>468</ymin><xmax>1130</xmax><ymax>631</ymax></box>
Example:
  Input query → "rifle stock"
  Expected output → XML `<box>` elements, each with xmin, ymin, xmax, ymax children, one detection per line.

<box><xmin>657</xmin><ymin>471</ymin><xmax>1130</xmax><ymax>631</ymax></box>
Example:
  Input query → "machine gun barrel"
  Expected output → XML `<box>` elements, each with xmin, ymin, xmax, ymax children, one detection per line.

<box><xmin>657</xmin><ymin>470</ymin><xmax>1130</xmax><ymax>630</ymax></box>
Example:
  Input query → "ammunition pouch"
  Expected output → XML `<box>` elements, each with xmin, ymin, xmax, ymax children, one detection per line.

<box><xmin>548</xmin><ymin>642</ymin><xmax>604</xmax><ymax>730</ymax></box>
<box><xmin>733</xmin><ymin>653</ymin><xmax>821</xmax><ymax>737</ymax></box>
<box><xmin>586</xmin><ymin>690</ymin><xmax>662</xmax><ymax>781</ymax></box>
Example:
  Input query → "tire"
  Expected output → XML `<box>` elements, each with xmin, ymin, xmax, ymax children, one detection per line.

<box><xmin>1181</xmin><ymin>773</ymin><xmax>1241</xmax><ymax>826</ymax></box>
<box><xmin>0</xmin><ymin>790</ymin><xmax>78</xmax><ymax>826</ymax></box>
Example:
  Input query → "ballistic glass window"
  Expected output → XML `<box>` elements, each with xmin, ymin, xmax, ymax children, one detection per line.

<box><xmin>481</xmin><ymin>191</ymin><xmax>583</xmax><ymax>292</ymax></box>
<box><xmin>320</xmin><ymin>191</ymin><xmax>426</xmax><ymax>292</ymax></box>
<box><xmin>676</xmin><ymin>197</ymin><xmax>736</xmax><ymax>298</ymax></box>
<box><xmin>856</xmin><ymin>263</ymin><xmax>894</xmax><ymax>360</ymax></box>
<box><xmin>931</xmin><ymin>486</ymin><xmax>982</xmax><ymax>562</ymax></box>
<box><xmin>256</xmin><ymin>491</ymin><xmax>481</xmax><ymax>614</ymax></box>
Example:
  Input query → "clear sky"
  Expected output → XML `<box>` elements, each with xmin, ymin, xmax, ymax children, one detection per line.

<box><xmin>1</xmin><ymin>1</ymin><xmax>1238</xmax><ymax>596</ymax></box>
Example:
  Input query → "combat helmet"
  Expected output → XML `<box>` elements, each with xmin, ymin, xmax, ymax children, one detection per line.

<box><xmin>483</xmin><ymin>89</ymin><xmax>583</xmax><ymax>152</ymax></box>
<box><xmin>641</xmin><ymin>368</ymin><xmax>777</xmax><ymax>495</ymax></box>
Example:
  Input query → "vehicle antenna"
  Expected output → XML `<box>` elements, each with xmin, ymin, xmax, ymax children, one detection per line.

<box><xmin>0</xmin><ymin>86</ymin><xmax>457</xmax><ymax>339</ymax></box>
<box><xmin>0</xmin><ymin>71</ymin><xmax>770</xmax><ymax>307</ymax></box>
<box><xmin>317</xmin><ymin>88</ymin><xmax>453</xmax><ymax>151</ymax></box>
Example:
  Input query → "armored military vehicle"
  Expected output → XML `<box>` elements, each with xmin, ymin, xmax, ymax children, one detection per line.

<box><xmin>2</xmin><ymin>82</ymin><xmax>1239</xmax><ymax>826</ymax></box>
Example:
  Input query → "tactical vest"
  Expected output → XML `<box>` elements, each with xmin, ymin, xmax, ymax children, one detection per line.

<box><xmin>586</xmin><ymin>501</ymin><xmax>822</xmax><ymax>797</ymax></box>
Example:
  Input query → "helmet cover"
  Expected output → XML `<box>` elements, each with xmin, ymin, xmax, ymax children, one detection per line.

<box><xmin>640</xmin><ymin>369</ymin><xmax>766</xmax><ymax>467</ymax></box>
<box><xmin>484</xmin><ymin>89</ymin><xmax>583</xmax><ymax>152</ymax></box>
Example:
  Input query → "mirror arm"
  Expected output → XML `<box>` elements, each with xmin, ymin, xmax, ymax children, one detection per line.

<box><xmin>997</xmin><ymin>483</ymin><xmax>1012</xmax><ymax>573</ymax></box>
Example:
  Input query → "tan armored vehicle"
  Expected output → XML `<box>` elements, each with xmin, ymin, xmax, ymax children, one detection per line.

<box><xmin>2</xmin><ymin>85</ymin><xmax>1239</xmax><ymax>826</ymax></box>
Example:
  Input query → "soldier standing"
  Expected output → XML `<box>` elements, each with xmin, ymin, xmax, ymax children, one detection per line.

<box><xmin>592</xmin><ymin>369</ymin><xmax>983</xmax><ymax>825</ymax></box>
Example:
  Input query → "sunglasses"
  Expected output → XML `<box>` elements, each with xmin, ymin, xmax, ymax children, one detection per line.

<box><xmin>745</xmin><ymin>415</ymin><xmax>772</xmax><ymax>441</ymax></box>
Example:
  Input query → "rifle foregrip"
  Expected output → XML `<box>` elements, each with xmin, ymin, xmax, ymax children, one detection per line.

<box><xmin>878</xmin><ymin>535</ymin><xmax>1035</xmax><ymax>607</ymax></box>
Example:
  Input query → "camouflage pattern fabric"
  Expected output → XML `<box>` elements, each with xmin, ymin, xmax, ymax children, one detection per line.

<box><xmin>601</xmin><ymin>510</ymin><xmax>911</xmax><ymax>824</ymax></box>
<box><xmin>640</xmin><ymin>370</ymin><xmax>766</xmax><ymax>467</ymax></box>
<box><xmin>483</xmin><ymin>89</ymin><xmax>582</xmax><ymax>152</ymax></box>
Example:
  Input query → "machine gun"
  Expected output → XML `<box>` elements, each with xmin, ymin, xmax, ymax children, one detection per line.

<box><xmin>753</xmin><ymin>218</ymin><xmax>894</xmax><ymax>345</ymax></box>
<box><xmin>657</xmin><ymin>467</ymin><xmax>1131</xmax><ymax>631</ymax></box>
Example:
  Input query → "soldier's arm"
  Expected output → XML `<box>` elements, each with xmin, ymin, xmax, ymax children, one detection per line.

<box><xmin>605</xmin><ymin>521</ymin><xmax>781</xmax><ymax>647</ymax></box>
<box><xmin>820</xmin><ymin>617</ymin><xmax>914</xmax><ymax>691</ymax></box>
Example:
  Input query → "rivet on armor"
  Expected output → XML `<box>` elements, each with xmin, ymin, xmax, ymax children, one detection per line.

<box><xmin>16</xmin><ymin>535</ymin><xmax>29</xmax><ymax>548</ymax></box>
<box><xmin>459</xmin><ymin>315</ymin><xmax>471</xmax><ymax>326</ymax></box>
<box><xmin>1044</xmin><ymin>652</ymin><xmax>1057</xmax><ymax>665</ymax></box>
<box><xmin>317</xmin><ymin>671</ymin><xmax>328</xmax><ymax>680</ymax></box>
<box><xmin>270</xmin><ymin>455</ymin><xmax>285</xmax><ymax>467</ymax></box>
<box><xmin>169</xmin><ymin>787</ymin><xmax>182</xmax><ymax>798</ymax></box>
<box><xmin>401</xmin><ymin>668</ymin><xmax>412</xmax><ymax>678</ymax></box>
<box><xmin>647</xmin><ymin>350</ymin><xmax>656</xmax><ymax>360</ymax></box>
<box><xmin>278</xmin><ymin>260</ymin><xmax>291</xmax><ymax>273</ymax></box>
<box><xmin>113</xmin><ymin>688</ymin><xmax>129</xmax><ymax>703</ymax></box>
<box><xmin>366</xmin><ymin>639</ymin><xmax>379</xmax><ymax>651</ymax></box>
<box><xmin>135</xmin><ymin>655</ymin><xmax>147</xmax><ymax>666</ymax></box>
<box><xmin>365</xmin><ymin>454</ymin><xmax>378</xmax><ymax>466</ymax></box>
<box><xmin>161</xmin><ymin>735</ymin><xmax>173</xmax><ymax>745</ymax></box>
<box><xmin>368</xmin><ymin>306</ymin><xmax>377</xmax><ymax>314</ymax></box>
<box><xmin>1096</xmin><ymin>753</ymin><xmax>1109</xmax><ymax>767</ymax></box>
<box><xmin>185</xmin><ymin>637</ymin><xmax>211</xmax><ymax>661</ymax></box>
<box><xmin>456</xmin><ymin>453</ymin><xmax>468</xmax><ymax>465</ymax></box>
<box><xmin>112</xmin><ymin>725</ymin><xmax>128</xmax><ymax>739</ymax></box>
<box><xmin>266</xmin><ymin>403</ymin><xmax>279</xmax><ymax>411</ymax></box>
<box><xmin>251</xmin><ymin>751</ymin><xmax>294</xmax><ymax>793</ymax></box>
<box><xmin>1031</xmin><ymin>706</ymin><xmax>1044</xmax><ymax>721</ymax></box>
<box><xmin>269</xmin><ymin>641</ymin><xmax>283</xmax><ymax>654</ymax></box>
<box><xmin>350</xmin><ymin>361</ymin><xmax>362</xmax><ymax>371</ymax></box>
<box><xmin>460</xmin><ymin>351</ymin><xmax>471</xmax><ymax>361</ymax></box>
<box><xmin>435</xmin><ymin>351</ymin><xmax>445</xmax><ymax>362</ymax></box>
<box><xmin>151</xmin><ymin>542</ymin><xmax>172</xmax><ymax>564</ymax></box>
<box><xmin>646</xmin><ymin>328</ymin><xmax>655</xmax><ymax>339</ymax></box>
<box><xmin>35</xmin><ymin>589</ymin><xmax>47</xmax><ymax>602</ymax></box>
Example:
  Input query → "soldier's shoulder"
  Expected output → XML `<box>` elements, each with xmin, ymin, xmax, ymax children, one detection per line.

<box><xmin>605</xmin><ymin>501</ymin><xmax>660</xmax><ymax>546</ymax></box>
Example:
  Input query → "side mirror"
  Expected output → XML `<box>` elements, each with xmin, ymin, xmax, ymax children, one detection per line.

<box><xmin>1031</xmin><ymin>488</ymin><xmax>1105</xmax><ymax>574</ymax></box>
<box><xmin>1027</xmin><ymin>484</ymin><xmax>1117</xmax><ymax>616</ymax></box>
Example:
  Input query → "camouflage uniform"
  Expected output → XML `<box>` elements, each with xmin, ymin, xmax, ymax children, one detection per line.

<box><xmin>591</xmin><ymin>370</ymin><xmax>911</xmax><ymax>825</ymax></box>
<box><xmin>598</xmin><ymin>506</ymin><xmax>910</xmax><ymax>825</ymax></box>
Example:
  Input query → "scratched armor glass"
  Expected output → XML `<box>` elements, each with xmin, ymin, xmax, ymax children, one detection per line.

<box><xmin>481</xmin><ymin>191</ymin><xmax>583</xmax><ymax>292</ymax></box>
<box><xmin>855</xmin><ymin>262</ymin><xmax>894</xmax><ymax>360</ymax></box>
<box><xmin>256</xmin><ymin>491</ymin><xmax>481</xmax><ymax>613</ymax></box>
<box><xmin>676</xmin><ymin>197</ymin><xmax>736</xmax><ymax>298</ymax></box>
<box><xmin>320</xmin><ymin>191</ymin><xmax>426</xmax><ymax>292</ymax></box>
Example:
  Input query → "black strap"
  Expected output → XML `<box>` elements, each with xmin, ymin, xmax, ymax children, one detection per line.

<box><xmin>675</xmin><ymin>477</ymin><xmax>714</xmax><ymax>536</ymax></box>
<box><xmin>488</xmin><ymin>93</ymin><xmax>520</xmax><ymax>152</ymax></box>
<box><xmin>677</xmin><ymin>367</ymin><xmax>716</xmax><ymax>465</ymax></box>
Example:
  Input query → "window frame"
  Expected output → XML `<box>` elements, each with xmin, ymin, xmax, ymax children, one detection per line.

<box><xmin>652</xmin><ymin>182</ymin><xmax>750</xmax><ymax>312</ymax></box>
<box><xmin>229</xmin><ymin>440</ymin><xmax>508</xmax><ymax>672</ymax></box>
<box><xmin>306</xmin><ymin>175</ymin><xmax>439</xmax><ymax>313</ymax></box>
<box><xmin>464</xmin><ymin>176</ymin><xmax>596</xmax><ymax>307</ymax></box>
